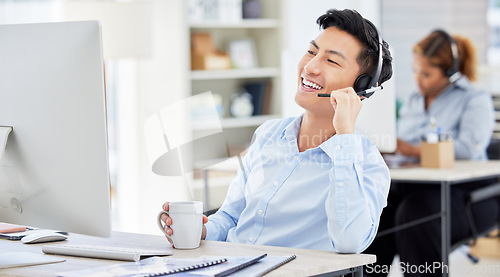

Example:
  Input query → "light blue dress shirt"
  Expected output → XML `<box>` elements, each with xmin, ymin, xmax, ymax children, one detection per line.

<box><xmin>204</xmin><ymin>115</ymin><xmax>391</xmax><ymax>253</ymax></box>
<box><xmin>397</xmin><ymin>77</ymin><xmax>494</xmax><ymax>160</ymax></box>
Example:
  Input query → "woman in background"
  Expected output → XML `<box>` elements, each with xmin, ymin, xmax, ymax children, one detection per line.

<box><xmin>397</xmin><ymin>30</ymin><xmax>493</xmax><ymax>160</ymax></box>
<box><xmin>365</xmin><ymin>30</ymin><xmax>496</xmax><ymax>277</ymax></box>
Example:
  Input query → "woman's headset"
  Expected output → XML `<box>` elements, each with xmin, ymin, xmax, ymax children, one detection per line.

<box><xmin>426</xmin><ymin>29</ymin><xmax>462</xmax><ymax>83</ymax></box>
<box><xmin>353</xmin><ymin>21</ymin><xmax>383</xmax><ymax>97</ymax></box>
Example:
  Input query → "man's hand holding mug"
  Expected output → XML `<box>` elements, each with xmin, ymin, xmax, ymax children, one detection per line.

<box><xmin>157</xmin><ymin>201</ymin><xmax>208</xmax><ymax>249</ymax></box>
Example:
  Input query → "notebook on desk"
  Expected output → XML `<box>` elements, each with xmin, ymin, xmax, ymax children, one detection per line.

<box><xmin>57</xmin><ymin>253</ymin><xmax>296</xmax><ymax>277</ymax></box>
<box><xmin>235</xmin><ymin>255</ymin><xmax>296</xmax><ymax>277</ymax></box>
<box><xmin>58</xmin><ymin>254</ymin><xmax>269</xmax><ymax>277</ymax></box>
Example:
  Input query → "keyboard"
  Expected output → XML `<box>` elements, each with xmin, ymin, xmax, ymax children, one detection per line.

<box><xmin>42</xmin><ymin>244</ymin><xmax>172</xmax><ymax>262</ymax></box>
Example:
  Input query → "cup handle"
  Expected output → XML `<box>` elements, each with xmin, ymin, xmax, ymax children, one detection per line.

<box><xmin>157</xmin><ymin>210</ymin><xmax>172</xmax><ymax>240</ymax></box>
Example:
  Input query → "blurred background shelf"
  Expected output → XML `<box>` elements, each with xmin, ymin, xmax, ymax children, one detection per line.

<box><xmin>187</xmin><ymin>0</ymin><xmax>282</xmax><ymax>162</ymax></box>
<box><xmin>192</xmin><ymin>114</ymin><xmax>279</xmax><ymax>130</ymax></box>
<box><xmin>189</xmin><ymin>19</ymin><xmax>279</xmax><ymax>29</ymax></box>
<box><xmin>190</xmin><ymin>67</ymin><xmax>280</xmax><ymax>80</ymax></box>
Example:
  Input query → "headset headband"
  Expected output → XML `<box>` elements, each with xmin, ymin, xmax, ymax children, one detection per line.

<box><xmin>368</xmin><ymin>21</ymin><xmax>383</xmax><ymax>89</ymax></box>
<box><xmin>431</xmin><ymin>29</ymin><xmax>461</xmax><ymax>83</ymax></box>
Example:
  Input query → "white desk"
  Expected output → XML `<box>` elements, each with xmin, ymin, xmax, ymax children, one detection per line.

<box><xmin>389</xmin><ymin>160</ymin><xmax>500</xmax><ymax>277</ymax></box>
<box><xmin>390</xmin><ymin>160</ymin><xmax>500</xmax><ymax>183</ymax></box>
<box><xmin>0</xmin><ymin>231</ymin><xmax>375</xmax><ymax>277</ymax></box>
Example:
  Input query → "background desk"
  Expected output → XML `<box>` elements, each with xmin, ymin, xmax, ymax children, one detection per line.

<box><xmin>389</xmin><ymin>160</ymin><xmax>500</xmax><ymax>277</ymax></box>
<box><xmin>1</xmin><ymin>231</ymin><xmax>375</xmax><ymax>277</ymax></box>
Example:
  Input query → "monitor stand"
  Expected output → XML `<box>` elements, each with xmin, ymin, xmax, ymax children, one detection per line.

<box><xmin>0</xmin><ymin>126</ymin><xmax>12</xmax><ymax>164</ymax></box>
<box><xmin>0</xmin><ymin>126</ymin><xmax>22</xmax><ymax>212</ymax></box>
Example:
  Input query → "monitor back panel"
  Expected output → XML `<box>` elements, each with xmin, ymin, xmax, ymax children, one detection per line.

<box><xmin>0</xmin><ymin>21</ymin><xmax>111</xmax><ymax>237</ymax></box>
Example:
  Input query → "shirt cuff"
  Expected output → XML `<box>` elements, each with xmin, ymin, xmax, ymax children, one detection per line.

<box><xmin>204</xmin><ymin>221</ymin><xmax>218</xmax><ymax>241</ymax></box>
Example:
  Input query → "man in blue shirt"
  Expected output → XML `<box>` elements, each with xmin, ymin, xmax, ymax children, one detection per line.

<box><xmin>161</xmin><ymin>9</ymin><xmax>394</xmax><ymax>254</ymax></box>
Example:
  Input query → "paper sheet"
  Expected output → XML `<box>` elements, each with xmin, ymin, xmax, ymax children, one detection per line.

<box><xmin>0</xmin><ymin>252</ymin><xmax>65</xmax><ymax>269</ymax></box>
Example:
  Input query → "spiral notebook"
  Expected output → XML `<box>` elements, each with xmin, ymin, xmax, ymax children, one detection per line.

<box><xmin>176</xmin><ymin>254</ymin><xmax>296</xmax><ymax>277</ymax></box>
<box><xmin>58</xmin><ymin>256</ymin><xmax>228</xmax><ymax>277</ymax></box>
<box><xmin>235</xmin><ymin>255</ymin><xmax>296</xmax><ymax>277</ymax></box>
<box><xmin>176</xmin><ymin>254</ymin><xmax>267</xmax><ymax>277</ymax></box>
<box><xmin>58</xmin><ymin>253</ymin><xmax>294</xmax><ymax>277</ymax></box>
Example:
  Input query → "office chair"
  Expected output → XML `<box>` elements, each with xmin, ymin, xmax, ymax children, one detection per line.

<box><xmin>487</xmin><ymin>137</ymin><xmax>500</xmax><ymax>162</ymax></box>
<box><xmin>203</xmin><ymin>208</ymin><xmax>219</xmax><ymax>217</ymax></box>
<box><xmin>451</xmin><ymin>138</ymin><xmax>500</xmax><ymax>260</ymax></box>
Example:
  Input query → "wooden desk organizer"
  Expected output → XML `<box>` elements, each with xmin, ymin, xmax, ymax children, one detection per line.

<box><xmin>420</xmin><ymin>141</ymin><xmax>454</xmax><ymax>168</ymax></box>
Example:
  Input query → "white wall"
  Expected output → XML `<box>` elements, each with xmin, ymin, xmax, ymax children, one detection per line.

<box><xmin>282</xmin><ymin>0</ymin><xmax>380</xmax><ymax>54</ymax></box>
<box><xmin>0</xmin><ymin>0</ymin><xmax>53</xmax><ymax>24</ymax></box>
<box><xmin>59</xmin><ymin>0</ymin><xmax>192</xmax><ymax>235</ymax></box>
<box><xmin>133</xmin><ymin>0</ymin><xmax>191</xmax><ymax>235</ymax></box>
<box><xmin>380</xmin><ymin>0</ymin><xmax>489</xmax><ymax>101</ymax></box>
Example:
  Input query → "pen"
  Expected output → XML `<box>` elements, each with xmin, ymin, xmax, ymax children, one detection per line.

<box><xmin>317</xmin><ymin>86</ymin><xmax>383</xmax><ymax>98</ymax></box>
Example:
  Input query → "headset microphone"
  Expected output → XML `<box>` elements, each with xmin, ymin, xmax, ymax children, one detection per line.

<box><xmin>318</xmin><ymin>86</ymin><xmax>383</xmax><ymax>98</ymax></box>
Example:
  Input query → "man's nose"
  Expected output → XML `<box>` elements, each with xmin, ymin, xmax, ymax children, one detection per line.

<box><xmin>304</xmin><ymin>57</ymin><xmax>321</xmax><ymax>75</ymax></box>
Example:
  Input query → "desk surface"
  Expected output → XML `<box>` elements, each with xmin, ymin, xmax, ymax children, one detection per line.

<box><xmin>390</xmin><ymin>160</ymin><xmax>500</xmax><ymax>183</ymax></box>
<box><xmin>1</xmin><ymin>231</ymin><xmax>375</xmax><ymax>277</ymax></box>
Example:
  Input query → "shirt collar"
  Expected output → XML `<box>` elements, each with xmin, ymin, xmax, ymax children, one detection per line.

<box><xmin>280</xmin><ymin>114</ymin><xmax>303</xmax><ymax>141</ymax></box>
<box><xmin>435</xmin><ymin>76</ymin><xmax>470</xmax><ymax>99</ymax></box>
<box><xmin>452</xmin><ymin>75</ymin><xmax>470</xmax><ymax>90</ymax></box>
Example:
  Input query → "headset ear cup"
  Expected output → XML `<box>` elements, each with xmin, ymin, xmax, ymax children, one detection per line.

<box><xmin>354</xmin><ymin>74</ymin><xmax>372</xmax><ymax>92</ymax></box>
<box><xmin>447</xmin><ymin>68</ymin><xmax>456</xmax><ymax>78</ymax></box>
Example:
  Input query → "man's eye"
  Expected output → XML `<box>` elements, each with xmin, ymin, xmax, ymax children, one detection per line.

<box><xmin>328</xmin><ymin>59</ymin><xmax>340</xmax><ymax>66</ymax></box>
<box><xmin>307</xmin><ymin>50</ymin><xmax>315</xmax><ymax>55</ymax></box>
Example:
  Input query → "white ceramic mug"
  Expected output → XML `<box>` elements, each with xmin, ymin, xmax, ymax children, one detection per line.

<box><xmin>157</xmin><ymin>201</ymin><xmax>203</xmax><ymax>249</ymax></box>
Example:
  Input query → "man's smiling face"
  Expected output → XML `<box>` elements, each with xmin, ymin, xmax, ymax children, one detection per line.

<box><xmin>295</xmin><ymin>27</ymin><xmax>363</xmax><ymax>116</ymax></box>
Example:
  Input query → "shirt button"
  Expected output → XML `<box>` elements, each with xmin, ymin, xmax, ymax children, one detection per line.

<box><xmin>337</xmin><ymin>182</ymin><xmax>343</xmax><ymax>187</ymax></box>
<box><xmin>273</xmin><ymin>181</ymin><xmax>279</xmax><ymax>187</ymax></box>
<box><xmin>294</xmin><ymin>155</ymin><xmax>299</xmax><ymax>160</ymax></box>
<box><xmin>335</xmin><ymin>145</ymin><xmax>341</xmax><ymax>150</ymax></box>
<box><xmin>249</xmin><ymin>237</ymin><xmax>255</xmax><ymax>242</ymax></box>
<box><xmin>257</xmin><ymin>210</ymin><xmax>263</xmax><ymax>215</ymax></box>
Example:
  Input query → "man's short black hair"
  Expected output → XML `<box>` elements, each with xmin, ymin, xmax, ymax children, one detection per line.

<box><xmin>316</xmin><ymin>9</ymin><xmax>393</xmax><ymax>86</ymax></box>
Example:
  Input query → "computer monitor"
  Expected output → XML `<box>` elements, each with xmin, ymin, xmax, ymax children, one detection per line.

<box><xmin>0</xmin><ymin>21</ymin><xmax>111</xmax><ymax>237</ymax></box>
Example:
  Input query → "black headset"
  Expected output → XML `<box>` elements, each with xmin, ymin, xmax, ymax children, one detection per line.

<box><xmin>353</xmin><ymin>21</ymin><xmax>383</xmax><ymax>95</ymax></box>
<box><xmin>427</xmin><ymin>29</ymin><xmax>462</xmax><ymax>83</ymax></box>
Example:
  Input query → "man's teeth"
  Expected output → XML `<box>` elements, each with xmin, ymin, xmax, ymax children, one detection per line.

<box><xmin>302</xmin><ymin>79</ymin><xmax>323</xmax><ymax>90</ymax></box>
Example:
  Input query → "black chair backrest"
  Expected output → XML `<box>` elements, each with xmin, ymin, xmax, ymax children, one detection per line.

<box><xmin>487</xmin><ymin>138</ymin><xmax>500</xmax><ymax>160</ymax></box>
